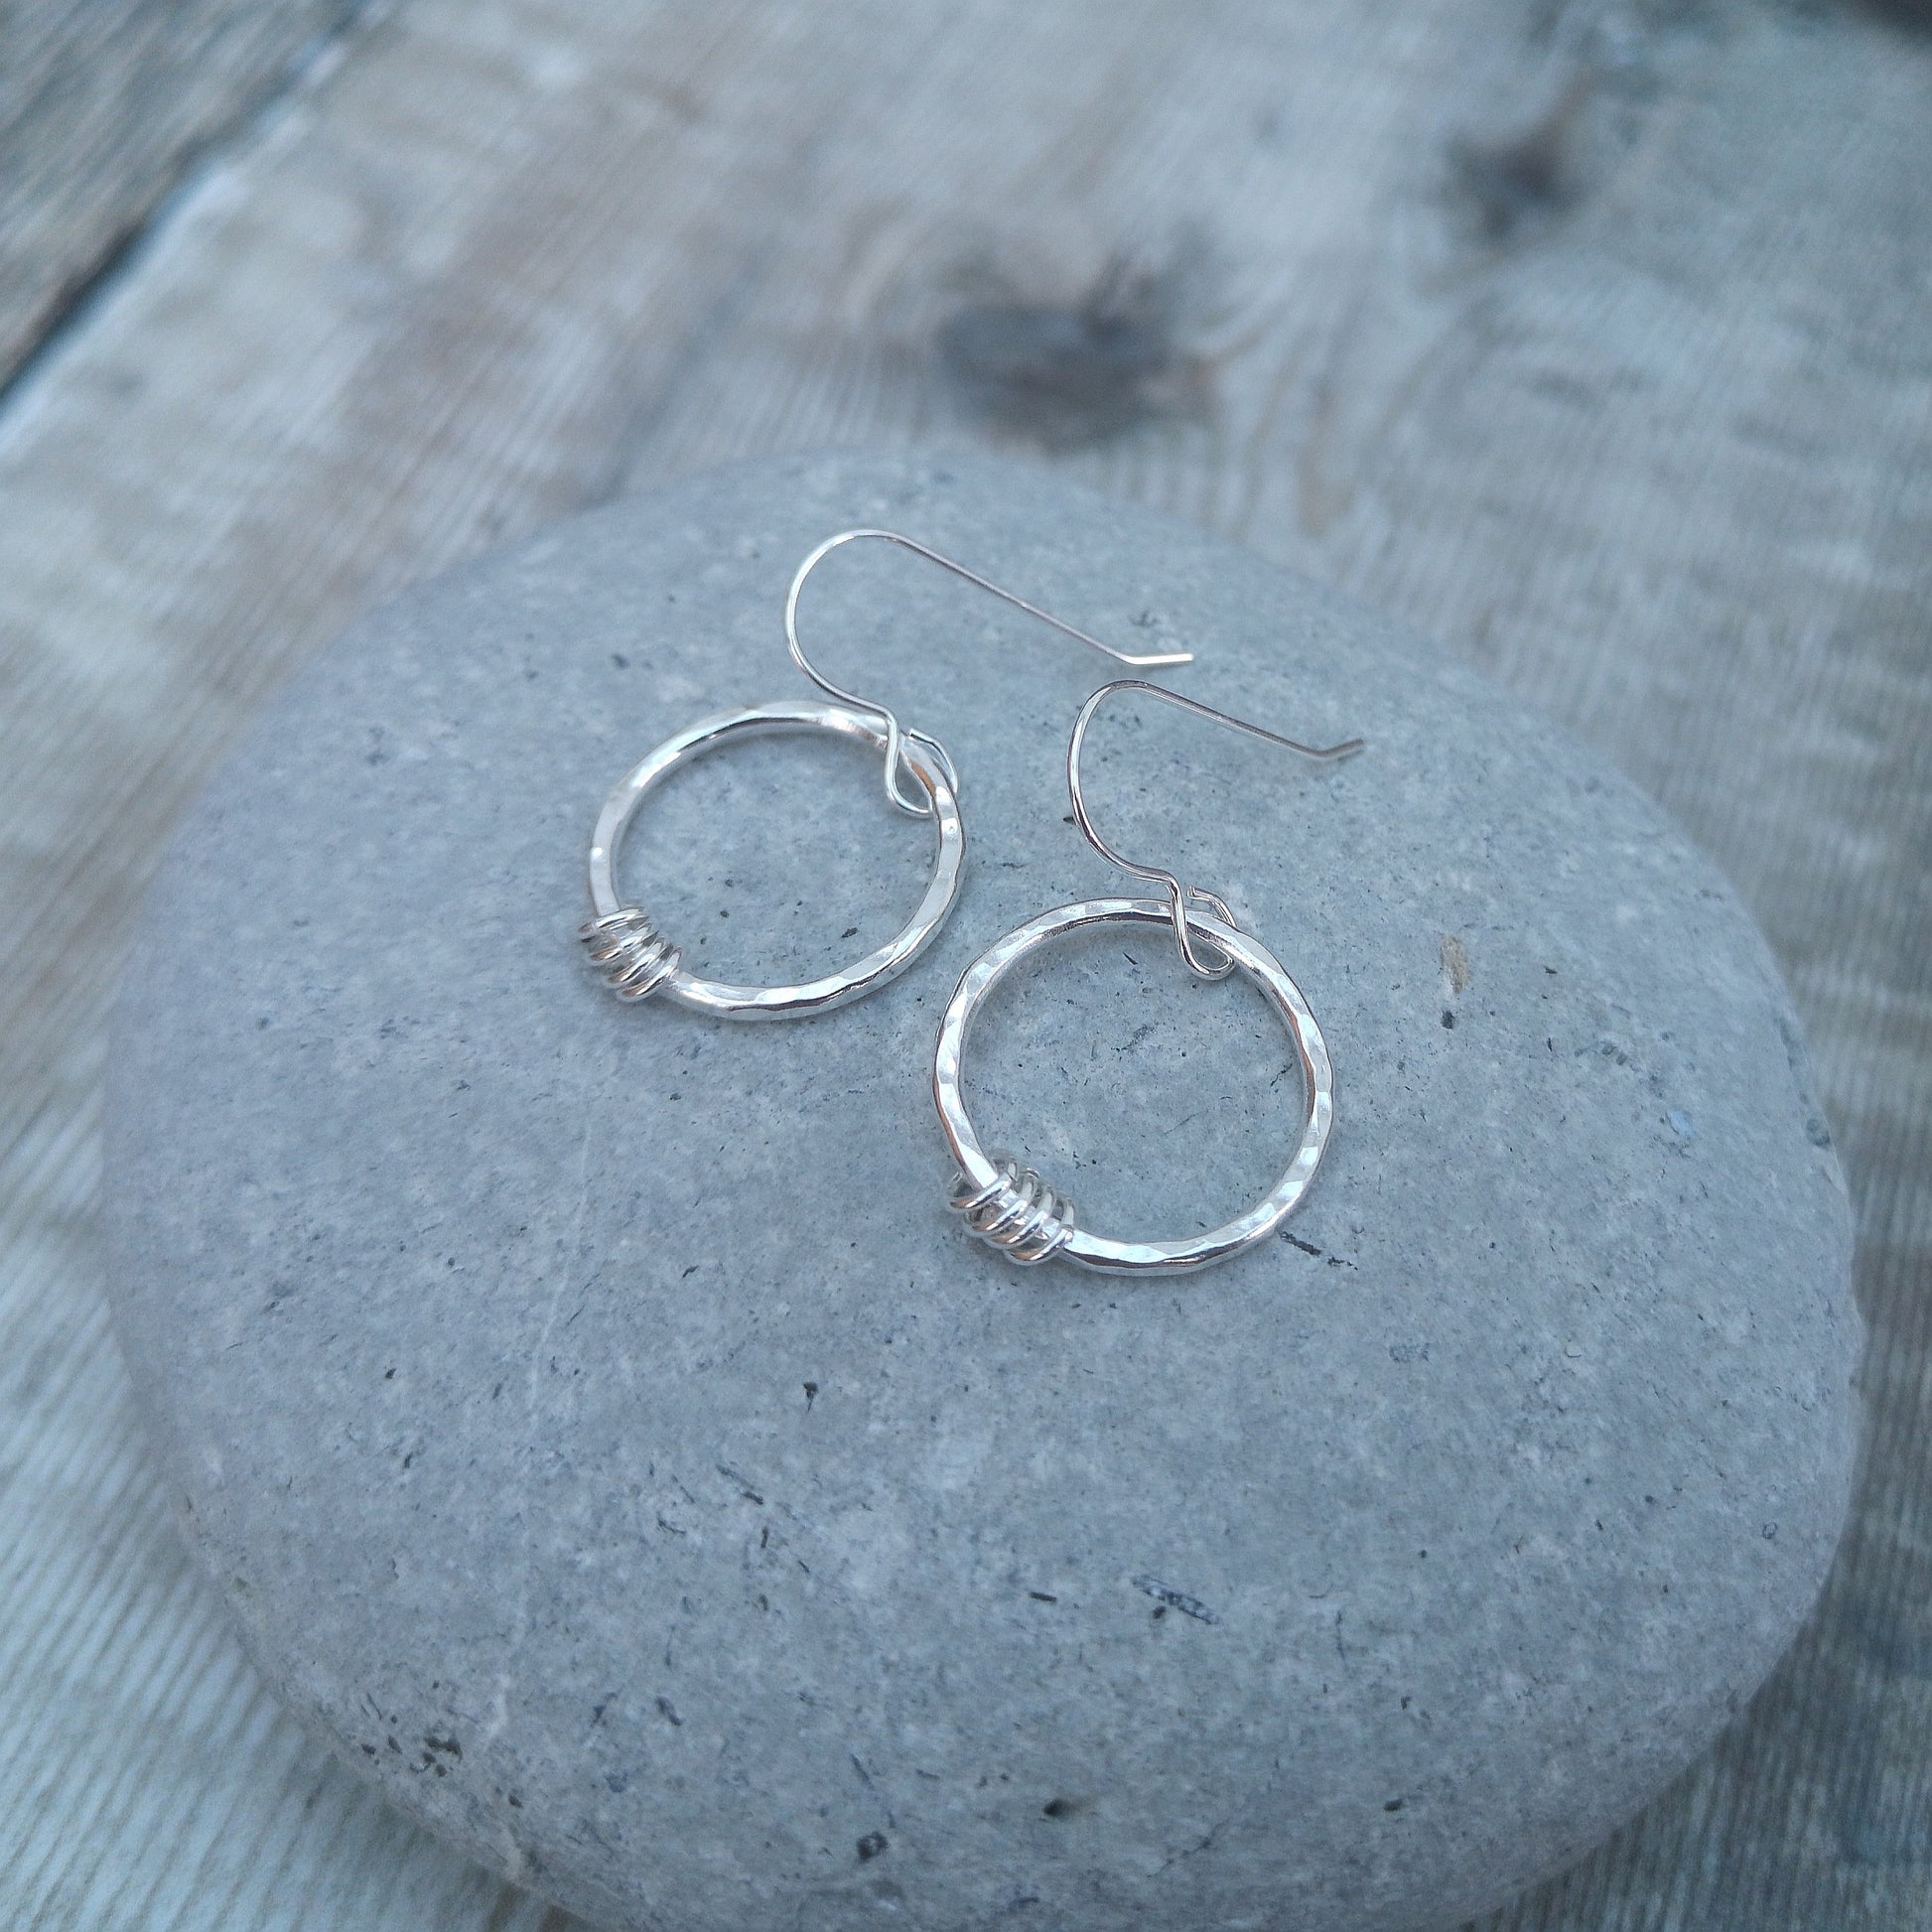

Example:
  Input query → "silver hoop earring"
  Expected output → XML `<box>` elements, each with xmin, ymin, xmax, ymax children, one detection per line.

<box><xmin>580</xmin><ymin>530</ymin><xmax>1191</xmax><ymax>1020</ymax></box>
<box><xmin>933</xmin><ymin>679</ymin><xmax>1363</xmax><ymax>1272</ymax></box>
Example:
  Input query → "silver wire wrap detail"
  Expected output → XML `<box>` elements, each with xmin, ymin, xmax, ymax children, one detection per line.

<box><xmin>947</xmin><ymin>1153</ymin><xmax>1077</xmax><ymax>1265</ymax></box>
<box><xmin>579</xmin><ymin>906</ymin><xmax>680</xmax><ymax>1003</ymax></box>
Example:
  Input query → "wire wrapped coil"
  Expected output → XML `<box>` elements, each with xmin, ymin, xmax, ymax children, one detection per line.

<box><xmin>948</xmin><ymin>1154</ymin><xmax>1076</xmax><ymax>1265</ymax></box>
<box><xmin>579</xmin><ymin>906</ymin><xmax>680</xmax><ymax>1003</ymax></box>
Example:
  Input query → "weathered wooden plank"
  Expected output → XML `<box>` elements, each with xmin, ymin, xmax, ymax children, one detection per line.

<box><xmin>0</xmin><ymin>0</ymin><xmax>1925</xmax><ymax>1926</ymax></box>
<box><xmin>0</xmin><ymin>0</ymin><xmax>372</xmax><ymax>386</ymax></box>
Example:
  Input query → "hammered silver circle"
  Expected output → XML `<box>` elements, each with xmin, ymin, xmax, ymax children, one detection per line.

<box><xmin>932</xmin><ymin>897</ymin><xmax>1333</xmax><ymax>1274</ymax></box>
<box><xmin>587</xmin><ymin>700</ymin><xmax>964</xmax><ymax>1020</ymax></box>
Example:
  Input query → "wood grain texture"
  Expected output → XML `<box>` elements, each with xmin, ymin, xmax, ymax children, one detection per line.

<box><xmin>0</xmin><ymin>0</ymin><xmax>373</xmax><ymax>386</ymax></box>
<box><xmin>0</xmin><ymin>1</ymin><xmax>1925</xmax><ymax>1926</ymax></box>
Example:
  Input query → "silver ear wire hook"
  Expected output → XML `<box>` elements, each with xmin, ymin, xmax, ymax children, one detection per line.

<box><xmin>784</xmin><ymin>529</ymin><xmax>1195</xmax><ymax>819</ymax></box>
<box><xmin>1066</xmin><ymin>678</ymin><xmax>1363</xmax><ymax>979</ymax></box>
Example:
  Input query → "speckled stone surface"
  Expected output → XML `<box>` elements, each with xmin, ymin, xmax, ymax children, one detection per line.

<box><xmin>104</xmin><ymin>449</ymin><xmax>1861</xmax><ymax>1932</ymax></box>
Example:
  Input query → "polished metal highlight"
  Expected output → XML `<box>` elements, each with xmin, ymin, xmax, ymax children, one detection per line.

<box><xmin>933</xmin><ymin>677</ymin><xmax>1358</xmax><ymax>1274</ymax></box>
<box><xmin>583</xmin><ymin>700</ymin><xmax>962</xmax><ymax>1020</ymax></box>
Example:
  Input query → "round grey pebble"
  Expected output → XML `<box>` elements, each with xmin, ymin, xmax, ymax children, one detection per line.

<box><xmin>105</xmin><ymin>448</ymin><xmax>1861</xmax><ymax>1932</ymax></box>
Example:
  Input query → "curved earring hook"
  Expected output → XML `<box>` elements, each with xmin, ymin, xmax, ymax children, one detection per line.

<box><xmin>784</xmin><ymin>528</ymin><xmax>1195</xmax><ymax>818</ymax></box>
<box><xmin>1066</xmin><ymin>678</ymin><xmax>1363</xmax><ymax>979</ymax></box>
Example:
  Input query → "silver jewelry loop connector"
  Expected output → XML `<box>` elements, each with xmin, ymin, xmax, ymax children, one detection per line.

<box><xmin>1065</xmin><ymin>678</ymin><xmax>1362</xmax><ymax>981</ymax></box>
<box><xmin>783</xmin><ymin>529</ymin><xmax>1195</xmax><ymax>821</ymax></box>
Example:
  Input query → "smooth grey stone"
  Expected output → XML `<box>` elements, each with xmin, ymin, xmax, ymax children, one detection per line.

<box><xmin>105</xmin><ymin>449</ymin><xmax>1860</xmax><ymax>1932</ymax></box>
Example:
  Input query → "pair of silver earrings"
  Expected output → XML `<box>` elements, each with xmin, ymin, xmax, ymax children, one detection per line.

<box><xmin>580</xmin><ymin>530</ymin><xmax>1360</xmax><ymax>1276</ymax></box>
